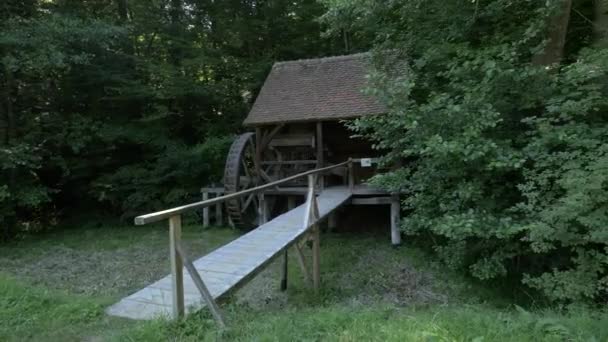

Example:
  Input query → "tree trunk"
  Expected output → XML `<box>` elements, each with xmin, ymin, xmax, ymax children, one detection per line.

<box><xmin>595</xmin><ymin>0</ymin><xmax>608</xmax><ymax>47</ymax></box>
<box><xmin>532</xmin><ymin>0</ymin><xmax>572</xmax><ymax>66</ymax></box>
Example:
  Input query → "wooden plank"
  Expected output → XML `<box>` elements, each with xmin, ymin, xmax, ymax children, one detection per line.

<box><xmin>169</xmin><ymin>215</ymin><xmax>184</xmax><ymax>319</ymax></box>
<box><xmin>268</xmin><ymin>134</ymin><xmax>314</xmax><ymax>147</ymax></box>
<box><xmin>351</xmin><ymin>197</ymin><xmax>392</xmax><ymax>205</ymax></box>
<box><xmin>201</xmin><ymin>187</ymin><xmax>225</xmax><ymax>193</ymax></box>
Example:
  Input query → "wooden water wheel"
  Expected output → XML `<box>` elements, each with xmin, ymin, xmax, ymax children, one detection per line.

<box><xmin>223</xmin><ymin>133</ymin><xmax>260</xmax><ymax>229</ymax></box>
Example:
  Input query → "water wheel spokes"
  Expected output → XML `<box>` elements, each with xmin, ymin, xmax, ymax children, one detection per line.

<box><xmin>225</xmin><ymin>132</ymin><xmax>266</xmax><ymax>229</ymax></box>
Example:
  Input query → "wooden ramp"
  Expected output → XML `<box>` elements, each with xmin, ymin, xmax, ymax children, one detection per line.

<box><xmin>106</xmin><ymin>186</ymin><xmax>352</xmax><ymax>320</ymax></box>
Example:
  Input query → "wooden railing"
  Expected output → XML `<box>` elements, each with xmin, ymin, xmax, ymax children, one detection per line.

<box><xmin>133</xmin><ymin>159</ymin><xmax>355</xmax><ymax>324</ymax></box>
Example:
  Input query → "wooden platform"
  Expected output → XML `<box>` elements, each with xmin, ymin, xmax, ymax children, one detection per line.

<box><xmin>106</xmin><ymin>186</ymin><xmax>352</xmax><ymax>320</ymax></box>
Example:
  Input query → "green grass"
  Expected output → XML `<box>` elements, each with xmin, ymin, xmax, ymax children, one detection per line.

<box><xmin>1</xmin><ymin>223</ymin><xmax>607</xmax><ymax>341</ymax></box>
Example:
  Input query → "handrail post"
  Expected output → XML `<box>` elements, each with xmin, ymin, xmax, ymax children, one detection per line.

<box><xmin>169</xmin><ymin>215</ymin><xmax>185</xmax><ymax>319</ymax></box>
<box><xmin>348</xmin><ymin>160</ymin><xmax>354</xmax><ymax>191</ymax></box>
<box><xmin>306</xmin><ymin>174</ymin><xmax>321</xmax><ymax>292</ymax></box>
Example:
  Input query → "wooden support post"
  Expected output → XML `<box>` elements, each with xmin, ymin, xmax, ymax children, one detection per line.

<box><xmin>287</xmin><ymin>196</ymin><xmax>296</xmax><ymax>211</ymax></box>
<box><xmin>175</xmin><ymin>241</ymin><xmax>226</xmax><ymax>327</ymax></box>
<box><xmin>316</xmin><ymin>122</ymin><xmax>324</xmax><ymax>190</ymax></box>
<box><xmin>215</xmin><ymin>192</ymin><xmax>224</xmax><ymax>227</ymax></box>
<box><xmin>202</xmin><ymin>191</ymin><xmax>209</xmax><ymax>227</ymax></box>
<box><xmin>348</xmin><ymin>161</ymin><xmax>354</xmax><ymax>191</ymax></box>
<box><xmin>280</xmin><ymin>250</ymin><xmax>288</xmax><ymax>291</ymax></box>
<box><xmin>294</xmin><ymin>242</ymin><xmax>312</xmax><ymax>286</ymax></box>
<box><xmin>258</xmin><ymin>193</ymin><xmax>267</xmax><ymax>225</ymax></box>
<box><xmin>255</xmin><ymin>127</ymin><xmax>263</xmax><ymax>183</ymax></box>
<box><xmin>312</xmin><ymin>224</ymin><xmax>320</xmax><ymax>292</ymax></box>
<box><xmin>390</xmin><ymin>194</ymin><xmax>402</xmax><ymax>246</ymax></box>
<box><xmin>281</xmin><ymin>196</ymin><xmax>297</xmax><ymax>291</ymax></box>
<box><xmin>169</xmin><ymin>215</ymin><xmax>184</xmax><ymax>319</ymax></box>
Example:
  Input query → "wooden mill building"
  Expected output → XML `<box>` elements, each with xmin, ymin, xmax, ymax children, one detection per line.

<box><xmin>220</xmin><ymin>52</ymin><xmax>401</xmax><ymax>245</ymax></box>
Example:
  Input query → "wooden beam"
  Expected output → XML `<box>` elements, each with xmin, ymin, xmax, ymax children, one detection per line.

<box><xmin>202</xmin><ymin>191</ymin><xmax>209</xmax><ymax>227</ymax></box>
<box><xmin>255</xmin><ymin>127</ymin><xmax>263</xmax><ymax>185</ymax></box>
<box><xmin>268</xmin><ymin>134</ymin><xmax>314</xmax><ymax>147</ymax></box>
<box><xmin>316</xmin><ymin>122</ymin><xmax>324</xmax><ymax>190</ymax></box>
<box><xmin>280</xmin><ymin>249</ymin><xmax>288</xmax><ymax>291</ymax></box>
<box><xmin>260</xmin><ymin>160</ymin><xmax>317</xmax><ymax>166</ymax></box>
<box><xmin>260</xmin><ymin>124</ymin><xmax>284</xmax><ymax>151</ymax></box>
<box><xmin>312</xmin><ymin>225</ymin><xmax>320</xmax><ymax>292</ymax></box>
<box><xmin>258</xmin><ymin>194</ymin><xmax>267</xmax><ymax>225</ymax></box>
<box><xmin>348</xmin><ymin>162</ymin><xmax>354</xmax><ymax>190</ymax></box>
<box><xmin>294</xmin><ymin>241</ymin><xmax>312</xmax><ymax>286</ymax></box>
<box><xmin>175</xmin><ymin>241</ymin><xmax>226</xmax><ymax>327</ymax></box>
<box><xmin>287</xmin><ymin>196</ymin><xmax>296</xmax><ymax>211</ymax></box>
<box><xmin>169</xmin><ymin>215</ymin><xmax>184</xmax><ymax>319</ymax></box>
<box><xmin>351</xmin><ymin>197</ymin><xmax>392</xmax><ymax>205</ymax></box>
<box><xmin>215</xmin><ymin>202</ymin><xmax>223</xmax><ymax>226</ymax></box>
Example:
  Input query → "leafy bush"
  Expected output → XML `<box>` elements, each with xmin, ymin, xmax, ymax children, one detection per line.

<box><xmin>92</xmin><ymin>136</ymin><xmax>232</xmax><ymax>218</ymax></box>
<box><xmin>323</xmin><ymin>0</ymin><xmax>608</xmax><ymax>303</ymax></box>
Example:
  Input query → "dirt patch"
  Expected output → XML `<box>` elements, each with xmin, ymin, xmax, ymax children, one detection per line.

<box><xmin>337</xmin><ymin>247</ymin><xmax>448</xmax><ymax>307</ymax></box>
<box><xmin>232</xmin><ymin>258</ymin><xmax>290</xmax><ymax>310</ymax></box>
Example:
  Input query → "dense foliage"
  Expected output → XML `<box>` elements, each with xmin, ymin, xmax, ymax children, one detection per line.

<box><xmin>0</xmin><ymin>0</ymin><xmax>346</xmax><ymax>238</ymax></box>
<box><xmin>322</xmin><ymin>0</ymin><xmax>608</xmax><ymax>303</ymax></box>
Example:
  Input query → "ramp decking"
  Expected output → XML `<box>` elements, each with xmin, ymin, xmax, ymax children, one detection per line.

<box><xmin>107</xmin><ymin>186</ymin><xmax>352</xmax><ymax>320</ymax></box>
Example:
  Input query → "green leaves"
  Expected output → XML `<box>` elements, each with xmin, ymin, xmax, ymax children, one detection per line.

<box><xmin>325</xmin><ymin>0</ymin><xmax>608</xmax><ymax>303</ymax></box>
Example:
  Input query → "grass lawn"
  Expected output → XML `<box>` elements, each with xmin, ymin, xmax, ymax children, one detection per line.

<box><xmin>1</xmin><ymin>221</ymin><xmax>606</xmax><ymax>341</ymax></box>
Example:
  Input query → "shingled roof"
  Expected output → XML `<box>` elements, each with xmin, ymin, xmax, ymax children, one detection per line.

<box><xmin>243</xmin><ymin>53</ymin><xmax>386</xmax><ymax>126</ymax></box>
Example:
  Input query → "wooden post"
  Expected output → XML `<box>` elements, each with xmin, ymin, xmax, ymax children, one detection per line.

<box><xmin>306</xmin><ymin>174</ymin><xmax>321</xmax><ymax>292</ymax></box>
<box><xmin>255</xmin><ymin>127</ymin><xmax>263</xmax><ymax>184</ymax></box>
<box><xmin>287</xmin><ymin>196</ymin><xmax>296</xmax><ymax>211</ymax></box>
<box><xmin>169</xmin><ymin>215</ymin><xmax>184</xmax><ymax>319</ymax></box>
<box><xmin>281</xmin><ymin>196</ymin><xmax>296</xmax><ymax>291</ymax></box>
<box><xmin>280</xmin><ymin>250</ymin><xmax>288</xmax><ymax>291</ymax></box>
<box><xmin>312</xmin><ymin>224</ymin><xmax>320</xmax><ymax>292</ymax></box>
<box><xmin>316</xmin><ymin>122</ymin><xmax>324</xmax><ymax>190</ymax></box>
<box><xmin>175</xmin><ymin>241</ymin><xmax>226</xmax><ymax>327</ymax></box>
<box><xmin>348</xmin><ymin>161</ymin><xmax>354</xmax><ymax>191</ymax></box>
<box><xmin>215</xmin><ymin>200</ymin><xmax>223</xmax><ymax>226</ymax></box>
<box><xmin>294</xmin><ymin>241</ymin><xmax>312</xmax><ymax>286</ymax></box>
<box><xmin>390</xmin><ymin>194</ymin><xmax>402</xmax><ymax>246</ymax></box>
<box><xmin>258</xmin><ymin>193</ymin><xmax>267</xmax><ymax>225</ymax></box>
<box><xmin>202</xmin><ymin>191</ymin><xmax>209</xmax><ymax>227</ymax></box>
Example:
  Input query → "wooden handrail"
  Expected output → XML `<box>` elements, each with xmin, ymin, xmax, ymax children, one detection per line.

<box><xmin>134</xmin><ymin>159</ymin><xmax>353</xmax><ymax>225</ymax></box>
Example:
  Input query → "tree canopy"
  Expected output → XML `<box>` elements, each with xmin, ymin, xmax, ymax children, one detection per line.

<box><xmin>0</xmin><ymin>0</ymin><xmax>348</xmax><ymax>239</ymax></box>
<box><xmin>322</xmin><ymin>0</ymin><xmax>608</xmax><ymax>303</ymax></box>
